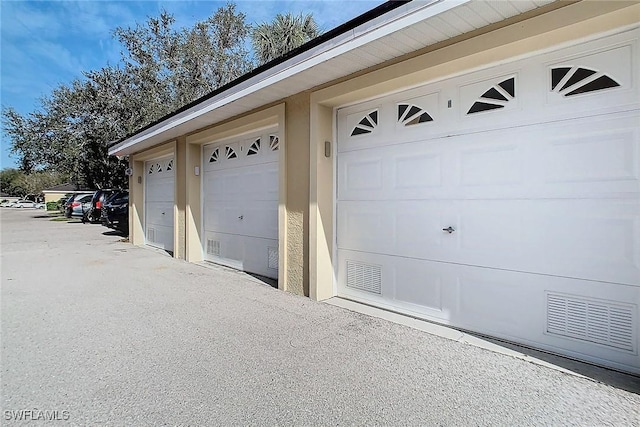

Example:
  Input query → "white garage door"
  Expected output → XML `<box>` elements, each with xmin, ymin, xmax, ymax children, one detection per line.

<box><xmin>145</xmin><ymin>157</ymin><xmax>175</xmax><ymax>252</ymax></box>
<box><xmin>202</xmin><ymin>129</ymin><xmax>280</xmax><ymax>279</ymax></box>
<box><xmin>336</xmin><ymin>29</ymin><xmax>640</xmax><ymax>373</ymax></box>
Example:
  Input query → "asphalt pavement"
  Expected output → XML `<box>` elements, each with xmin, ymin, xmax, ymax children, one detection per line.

<box><xmin>1</xmin><ymin>208</ymin><xmax>639</xmax><ymax>426</ymax></box>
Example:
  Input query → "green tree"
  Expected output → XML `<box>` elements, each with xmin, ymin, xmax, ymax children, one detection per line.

<box><xmin>0</xmin><ymin>168</ymin><xmax>67</xmax><ymax>197</ymax></box>
<box><xmin>113</xmin><ymin>3</ymin><xmax>252</xmax><ymax>115</ymax></box>
<box><xmin>0</xmin><ymin>168</ymin><xmax>22</xmax><ymax>195</ymax></box>
<box><xmin>2</xmin><ymin>3</ymin><xmax>252</xmax><ymax>189</ymax></box>
<box><xmin>251</xmin><ymin>13</ymin><xmax>320</xmax><ymax>64</ymax></box>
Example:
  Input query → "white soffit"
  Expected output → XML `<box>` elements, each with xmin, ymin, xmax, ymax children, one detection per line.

<box><xmin>110</xmin><ymin>0</ymin><xmax>555</xmax><ymax>156</ymax></box>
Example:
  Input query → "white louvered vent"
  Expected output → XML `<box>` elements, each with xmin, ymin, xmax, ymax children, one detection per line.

<box><xmin>268</xmin><ymin>247</ymin><xmax>278</xmax><ymax>270</ymax></box>
<box><xmin>207</xmin><ymin>239</ymin><xmax>221</xmax><ymax>257</ymax></box>
<box><xmin>147</xmin><ymin>228</ymin><xmax>155</xmax><ymax>243</ymax></box>
<box><xmin>346</xmin><ymin>260</ymin><xmax>382</xmax><ymax>294</ymax></box>
<box><xmin>546</xmin><ymin>293</ymin><xmax>636</xmax><ymax>352</ymax></box>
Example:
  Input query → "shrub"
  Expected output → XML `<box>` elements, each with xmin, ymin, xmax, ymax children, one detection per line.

<box><xmin>46</xmin><ymin>201</ymin><xmax>59</xmax><ymax>211</ymax></box>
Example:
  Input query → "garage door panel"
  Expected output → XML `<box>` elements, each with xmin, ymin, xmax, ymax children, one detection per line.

<box><xmin>395</xmin><ymin>152</ymin><xmax>443</xmax><ymax>190</ymax></box>
<box><xmin>241</xmin><ymin>164</ymin><xmax>278</xmax><ymax>200</ymax></box>
<box><xmin>342</xmin><ymin>157</ymin><xmax>384</xmax><ymax>194</ymax></box>
<box><xmin>204</xmin><ymin>232</ymin><xmax>278</xmax><ymax>278</ymax></box>
<box><xmin>339</xmin><ymin>149</ymin><xmax>639</xmax><ymax>286</ymax></box>
<box><xmin>336</xmin><ymin>30</ymin><xmax>640</xmax><ymax>373</ymax></box>
<box><xmin>203</xmin><ymin>130</ymin><xmax>279</xmax><ymax>280</ymax></box>
<box><xmin>394</xmin><ymin>260</ymin><xmax>444</xmax><ymax>311</ymax></box>
<box><xmin>452</xmin><ymin>199</ymin><xmax>639</xmax><ymax>285</ymax></box>
<box><xmin>204</xmin><ymin>231</ymin><xmax>244</xmax><ymax>270</ymax></box>
<box><xmin>454</xmin><ymin>266</ymin><xmax>640</xmax><ymax>372</ymax></box>
<box><xmin>338</xmin><ymin>142</ymin><xmax>451</xmax><ymax>201</ymax></box>
<box><xmin>337</xmin><ymin>201</ymin><xmax>395</xmax><ymax>252</ymax></box>
<box><xmin>243</xmin><ymin>237</ymin><xmax>279</xmax><ymax>278</ymax></box>
<box><xmin>339</xmin><ymin>249</ymin><xmax>640</xmax><ymax>373</ymax></box>
<box><xmin>538</xmin><ymin>115</ymin><xmax>640</xmax><ymax>198</ymax></box>
<box><xmin>146</xmin><ymin>224</ymin><xmax>173</xmax><ymax>251</ymax></box>
<box><xmin>203</xmin><ymin>176</ymin><xmax>225</xmax><ymax>200</ymax></box>
<box><xmin>243</xmin><ymin>201</ymin><xmax>278</xmax><ymax>239</ymax></box>
<box><xmin>146</xmin><ymin>181</ymin><xmax>174</xmax><ymax>201</ymax></box>
<box><xmin>146</xmin><ymin>202</ymin><xmax>173</xmax><ymax>226</ymax></box>
<box><xmin>223</xmin><ymin>172</ymin><xmax>243</xmax><ymax>199</ymax></box>
<box><xmin>457</xmin><ymin>268</ymin><xmax>537</xmax><ymax>336</ymax></box>
<box><xmin>337</xmin><ymin>250</ymin><xmax>446</xmax><ymax>319</ymax></box>
<box><xmin>524</xmin><ymin>200</ymin><xmax>640</xmax><ymax>286</ymax></box>
<box><xmin>543</xmin><ymin>131</ymin><xmax>636</xmax><ymax>184</ymax></box>
<box><xmin>339</xmin><ymin>200</ymin><xmax>460</xmax><ymax>262</ymax></box>
<box><xmin>459</xmin><ymin>143</ymin><xmax>524</xmax><ymax>187</ymax></box>
<box><xmin>220</xmin><ymin>206</ymin><xmax>242</xmax><ymax>235</ymax></box>
<box><xmin>206</xmin><ymin>164</ymin><xmax>278</xmax><ymax>201</ymax></box>
<box><xmin>340</xmin><ymin>113</ymin><xmax>640</xmax><ymax>203</ymax></box>
<box><xmin>145</xmin><ymin>157</ymin><xmax>175</xmax><ymax>252</ymax></box>
<box><xmin>544</xmin><ymin>41</ymin><xmax>637</xmax><ymax>115</ymax></box>
<box><xmin>146</xmin><ymin>179</ymin><xmax>173</xmax><ymax>196</ymax></box>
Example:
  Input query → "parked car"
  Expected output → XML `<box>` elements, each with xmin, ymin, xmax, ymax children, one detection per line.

<box><xmin>12</xmin><ymin>200</ymin><xmax>36</xmax><ymax>208</ymax></box>
<box><xmin>84</xmin><ymin>189</ymin><xmax>117</xmax><ymax>223</ymax></box>
<box><xmin>64</xmin><ymin>193</ymin><xmax>93</xmax><ymax>218</ymax></box>
<box><xmin>0</xmin><ymin>200</ymin><xmax>16</xmax><ymax>207</ymax></box>
<box><xmin>61</xmin><ymin>195</ymin><xmax>75</xmax><ymax>212</ymax></box>
<box><xmin>101</xmin><ymin>190</ymin><xmax>128</xmax><ymax>234</ymax></box>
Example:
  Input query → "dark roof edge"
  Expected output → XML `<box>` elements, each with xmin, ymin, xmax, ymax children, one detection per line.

<box><xmin>109</xmin><ymin>0</ymin><xmax>411</xmax><ymax>148</ymax></box>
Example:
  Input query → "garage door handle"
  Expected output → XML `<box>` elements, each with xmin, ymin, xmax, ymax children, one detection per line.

<box><xmin>238</xmin><ymin>215</ymin><xmax>244</xmax><ymax>220</ymax></box>
<box><xmin>442</xmin><ymin>226</ymin><xmax>455</xmax><ymax>234</ymax></box>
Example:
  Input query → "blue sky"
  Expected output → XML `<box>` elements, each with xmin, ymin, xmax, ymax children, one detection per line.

<box><xmin>0</xmin><ymin>0</ymin><xmax>382</xmax><ymax>169</ymax></box>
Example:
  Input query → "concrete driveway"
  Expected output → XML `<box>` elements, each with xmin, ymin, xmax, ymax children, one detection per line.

<box><xmin>1</xmin><ymin>208</ymin><xmax>638</xmax><ymax>426</ymax></box>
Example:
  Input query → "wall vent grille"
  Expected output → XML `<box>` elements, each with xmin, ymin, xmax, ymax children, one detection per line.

<box><xmin>546</xmin><ymin>293</ymin><xmax>635</xmax><ymax>352</ymax></box>
<box><xmin>207</xmin><ymin>239</ymin><xmax>221</xmax><ymax>257</ymax></box>
<box><xmin>346</xmin><ymin>260</ymin><xmax>382</xmax><ymax>294</ymax></box>
<box><xmin>268</xmin><ymin>247</ymin><xmax>278</xmax><ymax>270</ymax></box>
<box><xmin>147</xmin><ymin>228</ymin><xmax>155</xmax><ymax>243</ymax></box>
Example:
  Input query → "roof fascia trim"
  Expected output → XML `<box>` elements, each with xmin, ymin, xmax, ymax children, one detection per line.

<box><xmin>109</xmin><ymin>0</ymin><xmax>474</xmax><ymax>156</ymax></box>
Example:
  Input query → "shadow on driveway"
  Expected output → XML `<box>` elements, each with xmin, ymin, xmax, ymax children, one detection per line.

<box><xmin>476</xmin><ymin>334</ymin><xmax>640</xmax><ymax>394</ymax></box>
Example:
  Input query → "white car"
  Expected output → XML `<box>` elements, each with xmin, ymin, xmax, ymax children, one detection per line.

<box><xmin>12</xmin><ymin>200</ymin><xmax>35</xmax><ymax>208</ymax></box>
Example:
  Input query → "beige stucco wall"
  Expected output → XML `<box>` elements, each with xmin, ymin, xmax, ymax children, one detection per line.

<box><xmin>309</xmin><ymin>103</ymin><xmax>334</xmax><ymax>301</ymax></box>
<box><xmin>119</xmin><ymin>0</ymin><xmax>638</xmax><ymax>300</ymax></box>
<box><xmin>174</xmin><ymin>137</ymin><xmax>187</xmax><ymax>259</ymax></box>
<box><xmin>308</xmin><ymin>0</ymin><xmax>640</xmax><ymax>300</ymax></box>
<box><xmin>42</xmin><ymin>192</ymin><xmax>78</xmax><ymax>205</ymax></box>
<box><xmin>284</xmin><ymin>93</ymin><xmax>311</xmax><ymax>296</ymax></box>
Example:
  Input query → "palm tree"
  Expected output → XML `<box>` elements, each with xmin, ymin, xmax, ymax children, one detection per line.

<box><xmin>251</xmin><ymin>13</ymin><xmax>320</xmax><ymax>65</ymax></box>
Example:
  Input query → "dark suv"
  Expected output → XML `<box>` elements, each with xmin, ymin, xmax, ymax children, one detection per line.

<box><xmin>101</xmin><ymin>190</ymin><xmax>129</xmax><ymax>235</ymax></box>
<box><xmin>85</xmin><ymin>189</ymin><xmax>117</xmax><ymax>223</ymax></box>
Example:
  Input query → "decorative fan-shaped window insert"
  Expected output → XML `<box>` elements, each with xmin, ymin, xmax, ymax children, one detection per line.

<box><xmin>467</xmin><ymin>77</ymin><xmax>515</xmax><ymax>115</ymax></box>
<box><xmin>247</xmin><ymin>138</ymin><xmax>260</xmax><ymax>156</ymax></box>
<box><xmin>209</xmin><ymin>148</ymin><xmax>219</xmax><ymax>163</ymax></box>
<box><xmin>398</xmin><ymin>104</ymin><xmax>433</xmax><ymax>126</ymax></box>
<box><xmin>156</xmin><ymin>163</ymin><xmax>162</xmax><ymax>173</ymax></box>
<box><xmin>166</xmin><ymin>159</ymin><xmax>173</xmax><ymax>171</ymax></box>
<box><xmin>148</xmin><ymin>165</ymin><xmax>154</xmax><ymax>174</ymax></box>
<box><xmin>225</xmin><ymin>145</ymin><xmax>237</xmax><ymax>160</ymax></box>
<box><xmin>269</xmin><ymin>135</ymin><xmax>279</xmax><ymax>151</ymax></box>
<box><xmin>350</xmin><ymin>110</ymin><xmax>378</xmax><ymax>136</ymax></box>
<box><xmin>551</xmin><ymin>67</ymin><xmax>620</xmax><ymax>97</ymax></box>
